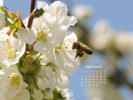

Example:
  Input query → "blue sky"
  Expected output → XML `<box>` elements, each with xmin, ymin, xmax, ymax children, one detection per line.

<box><xmin>73</xmin><ymin>0</ymin><xmax>133</xmax><ymax>31</ymax></box>
<box><xmin>3</xmin><ymin>0</ymin><xmax>133</xmax><ymax>100</ymax></box>
<box><xmin>4</xmin><ymin>0</ymin><xmax>133</xmax><ymax>31</ymax></box>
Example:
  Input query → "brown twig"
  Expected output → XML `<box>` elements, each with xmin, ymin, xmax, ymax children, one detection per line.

<box><xmin>20</xmin><ymin>18</ymin><xmax>26</xmax><ymax>28</ymax></box>
<box><xmin>26</xmin><ymin>0</ymin><xmax>36</xmax><ymax>55</ymax></box>
<box><xmin>30</xmin><ymin>0</ymin><xmax>36</xmax><ymax>13</ymax></box>
<box><xmin>27</xmin><ymin>12</ymin><xmax>34</xmax><ymax>28</ymax></box>
<box><xmin>22</xmin><ymin>21</ymin><xmax>26</xmax><ymax>28</ymax></box>
<box><xmin>27</xmin><ymin>0</ymin><xmax>36</xmax><ymax>28</ymax></box>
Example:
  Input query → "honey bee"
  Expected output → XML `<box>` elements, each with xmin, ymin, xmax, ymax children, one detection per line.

<box><xmin>72</xmin><ymin>42</ymin><xmax>92</xmax><ymax>58</ymax></box>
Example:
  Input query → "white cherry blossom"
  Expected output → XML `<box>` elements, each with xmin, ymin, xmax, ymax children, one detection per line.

<box><xmin>0</xmin><ymin>35</ymin><xmax>25</xmax><ymax>66</ymax></box>
<box><xmin>39</xmin><ymin>32</ymin><xmax>78</xmax><ymax>75</ymax></box>
<box><xmin>0</xmin><ymin>64</ymin><xmax>26</xmax><ymax>97</ymax></box>
<box><xmin>17</xmin><ymin>28</ymin><xmax>36</xmax><ymax>44</ymax></box>
<box><xmin>0</xmin><ymin>1</ymin><xmax>79</xmax><ymax>100</ymax></box>
<box><xmin>0</xmin><ymin>11</ymin><xmax>6</xmax><ymax>29</ymax></box>
<box><xmin>71</xmin><ymin>5</ymin><xmax>93</xmax><ymax>19</ymax></box>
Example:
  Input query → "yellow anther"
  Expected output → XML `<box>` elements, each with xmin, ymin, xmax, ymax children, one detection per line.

<box><xmin>4</xmin><ymin>39</ymin><xmax>15</xmax><ymax>58</ymax></box>
<box><xmin>38</xmin><ymin>30</ymin><xmax>47</xmax><ymax>41</ymax></box>
<box><xmin>5</xmin><ymin>48</ymin><xmax>15</xmax><ymax>57</ymax></box>
<box><xmin>55</xmin><ymin>11</ymin><xmax>60</xmax><ymax>16</ymax></box>
<box><xmin>9</xmin><ymin>73</ymin><xmax>20</xmax><ymax>85</ymax></box>
<box><xmin>55</xmin><ymin>44</ymin><xmax>63</xmax><ymax>54</ymax></box>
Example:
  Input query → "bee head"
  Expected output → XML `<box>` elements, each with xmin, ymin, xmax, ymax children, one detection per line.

<box><xmin>72</xmin><ymin>42</ymin><xmax>80</xmax><ymax>49</ymax></box>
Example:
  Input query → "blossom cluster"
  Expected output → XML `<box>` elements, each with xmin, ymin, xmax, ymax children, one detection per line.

<box><xmin>90</xmin><ymin>20</ymin><xmax>133</xmax><ymax>54</ymax></box>
<box><xmin>0</xmin><ymin>1</ymin><xmax>79</xmax><ymax>100</ymax></box>
<box><xmin>87</xmin><ymin>20</ymin><xmax>133</xmax><ymax>100</ymax></box>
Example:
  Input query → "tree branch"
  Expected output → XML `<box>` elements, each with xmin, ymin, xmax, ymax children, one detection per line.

<box><xmin>27</xmin><ymin>12</ymin><xmax>34</xmax><ymax>28</ymax></box>
<box><xmin>30</xmin><ymin>0</ymin><xmax>36</xmax><ymax>13</ymax></box>
<box><xmin>26</xmin><ymin>0</ymin><xmax>36</xmax><ymax>55</ymax></box>
<box><xmin>27</xmin><ymin>0</ymin><xmax>36</xmax><ymax>29</ymax></box>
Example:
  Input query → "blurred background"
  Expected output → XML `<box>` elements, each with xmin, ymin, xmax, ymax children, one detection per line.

<box><xmin>4</xmin><ymin>0</ymin><xmax>133</xmax><ymax>100</ymax></box>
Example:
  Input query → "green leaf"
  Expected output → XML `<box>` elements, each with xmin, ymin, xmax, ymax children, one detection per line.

<box><xmin>34</xmin><ymin>8</ymin><xmax>44</xmax><ymax>18</ymax></box>
<box><xmin>0</xmin><ymin>6</ymin><xmax>12</xmax><ymax>20</ymax></box>
<box><xmin>9</xmin><ymin>24</ymin><xmax>16</xmax><ymax>29</ymax></box>
<box><xmin>8</xmin><ymin>12</ymin><xmax>17</xmax><ymax>20</ymax></box>
<box><xmin>17</xmin><ymin>10</ymin><xmax>22</xmax><ymax>16</ymax></box>
<box><xmin>14</xmin><ymin>18</ymin><xmax>22</xmax><ymax>29</ymax></box>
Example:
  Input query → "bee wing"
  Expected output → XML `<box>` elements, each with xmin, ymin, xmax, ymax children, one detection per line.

<box><xmin>80</xmin><ymin>43</ymin><xmax>92</xmax><ymax>55</ymax></box>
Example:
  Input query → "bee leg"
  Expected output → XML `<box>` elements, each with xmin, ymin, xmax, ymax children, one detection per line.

<box><xmin>79</xmin><ymin>52</ymin><xmax>84</xmax><ymax>57</ymax></box>
<box><xmin>75</xmin><ymin>52</ymin><xmax>84</xmax><ymax>58</ymax></box>
<box><xmin>75</xmin><ymin>54</ymin><xmax>78</xmax><ymax>58</ymax></box>
<box><xmin>75</xmin><ymin>50</ymin><xmax>79</xmax><ymax>58</ymax></box>
<box><xmin>75</xmin><ymin>49</ymin><xmax>83</xmax><ymax>58</ymax></box>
